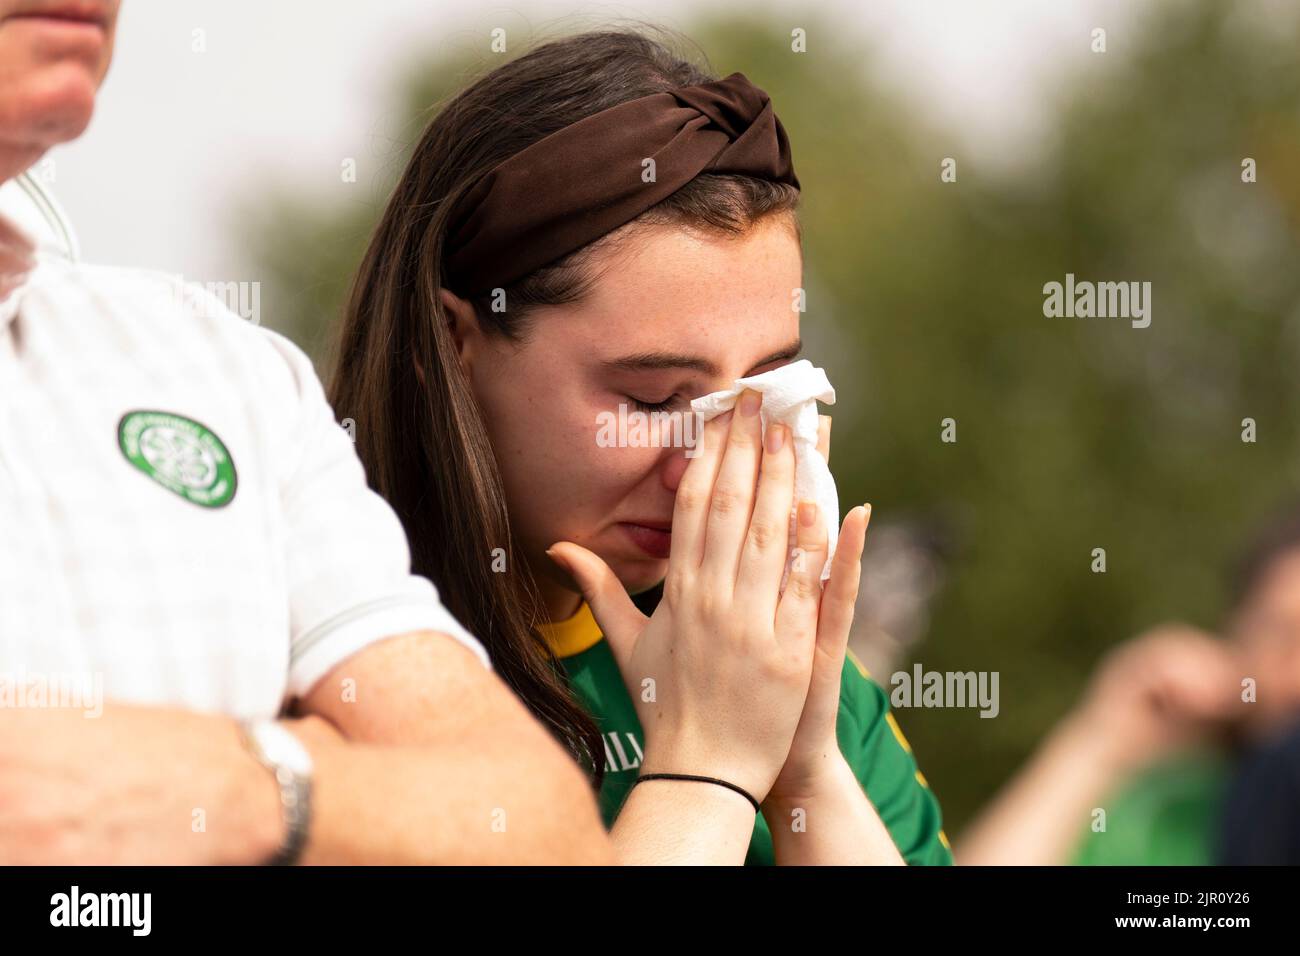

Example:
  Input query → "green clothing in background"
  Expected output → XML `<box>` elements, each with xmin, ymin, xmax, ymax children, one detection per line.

<box><xmin>1070</xmin><ymin>751</ymin><xmax>1230</xmax><ymax>865</ymax></box>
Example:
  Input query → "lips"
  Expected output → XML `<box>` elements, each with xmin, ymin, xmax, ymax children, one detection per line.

<box><xmin>627</xmin><ymin>519</ymin><xmax>671</xmax><ymax>532</ymax></box>
<box><xmin>619</xmin><ymin>521</ymin><xmax>672</xmax><ymax>560</ymax></box>
<box><xmin>6</xmin><ymin>1</ymin><xmax>110</xmax><ymax>28</ymax></box>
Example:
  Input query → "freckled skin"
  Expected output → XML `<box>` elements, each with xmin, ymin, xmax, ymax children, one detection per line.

<box><xmin>447</xmin><ymin>219</ymin><xmax>804</xmax><ymax>619</ymax></box>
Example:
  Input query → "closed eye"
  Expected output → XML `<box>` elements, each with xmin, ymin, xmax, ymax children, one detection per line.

<box><xmin>626</xmin><ymin>395</ymin><xmax>676</xmax><ymax>414</ymax></box>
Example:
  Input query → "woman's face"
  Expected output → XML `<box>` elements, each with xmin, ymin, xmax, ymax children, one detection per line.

<box><xmin>449</xmin><ymin>217</ymin><xmax>804</xmax><ymax>617</ymax></box>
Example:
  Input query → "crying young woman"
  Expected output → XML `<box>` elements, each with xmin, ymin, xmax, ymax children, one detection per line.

<box><xmin>329</xmin><ymin>28</ymin><xmax>951</xmax><ymax>865</ymax></box>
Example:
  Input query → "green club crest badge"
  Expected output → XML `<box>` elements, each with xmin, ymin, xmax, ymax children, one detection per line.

<box><xmin>118</xmin><ymin>410</ymin><xmax>237</xmax><ymax>508</ymax></box>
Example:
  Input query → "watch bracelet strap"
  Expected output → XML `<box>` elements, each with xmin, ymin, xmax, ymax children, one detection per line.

<box><xmin>239</xmin><ymin>719</ymin><xmax>312</xmax><ymax>866</ymax></box>
<box><xmin>268</xmin><ymin>762</ymin><xmax>311</xmax><ymax>866</ymax></box>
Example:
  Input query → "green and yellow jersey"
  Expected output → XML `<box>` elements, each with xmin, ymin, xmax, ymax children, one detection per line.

<box><xmin>540</xmin><ymin>601</ymin><xmax>953</xmax><ymax>865</ymax></box>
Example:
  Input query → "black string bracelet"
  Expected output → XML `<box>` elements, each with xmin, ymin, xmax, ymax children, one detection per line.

<box><xmin>632</xmin><ymin>772</ymin><xmax>761</xmax><ymax>813</ymax></box>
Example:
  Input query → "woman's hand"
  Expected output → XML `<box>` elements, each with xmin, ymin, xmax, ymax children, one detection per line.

<box><xmin>761</xmin><ymin>415</ymin><xmax>874</xmax><ymax>804</ymax></box>
<box><xmin>0</xmin><ymin>213</ymin><xmax>36</xmax><ymax>303</ymax></box>
<box><xmin>1067</xmin><ymin>623</ymin><xmax>1244</xmax><ymax>774</ymax></box>
<box><xmin>548</xmin><ymin>388</ymin><xmax>827</xmax><ymax>803</ymax></box>
<box><xmin>763</xmin><ymin>501</ymin><xmax>872</xmax><ymax>805</ymax></box>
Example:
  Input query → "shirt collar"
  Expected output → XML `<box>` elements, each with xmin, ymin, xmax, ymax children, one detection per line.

<box><xmin>6</xmin><ymin>172</ymin><xmax>79</xmax><ymax>261</ymax></box>
<box><xmin>538</xmin><ymin>601</ymin><xmax>605</xmax><ymax>659</ymax></box>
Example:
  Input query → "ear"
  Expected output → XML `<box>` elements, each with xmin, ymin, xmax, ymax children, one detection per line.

<box><xmin>438</xmin><ymin>286</ymin><xmax>483</xmax><ymax>379</ymax></box>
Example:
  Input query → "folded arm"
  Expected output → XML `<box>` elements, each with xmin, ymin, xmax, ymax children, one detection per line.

<box><xmin>0</xmin><ymin>630</ymin><xmax>613</xmax><ymax>865</ymax></box>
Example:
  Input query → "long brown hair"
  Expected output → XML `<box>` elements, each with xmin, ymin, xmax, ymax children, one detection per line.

<box><xmin>329</xmin><ymin>25</ymin><xmax>802</xmax><ymax>780</ymax></box>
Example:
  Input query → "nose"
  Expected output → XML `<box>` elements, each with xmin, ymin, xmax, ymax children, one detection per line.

<box><xmin>661</xmin><ymin>446</ymin><xmax>691</xmax><ymax>494</ymax></box>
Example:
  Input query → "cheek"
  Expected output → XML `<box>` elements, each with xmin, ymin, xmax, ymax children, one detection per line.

<box><xmin>480</xmin><ymin>386</ymin><xmax>650</xmax><ymax>545</ymax></box>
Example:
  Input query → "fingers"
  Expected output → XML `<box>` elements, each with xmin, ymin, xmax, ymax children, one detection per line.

<box><xmin>0</xmin><ymin>217</ymin><xmax>36</xmax><ymax>267</ymax></box>
<box><xmin>774</xmin><ymin>500</ymin><xmax>829</xmax><ymax>648</ymax></box>
<box><xmin>816</xmin><ymin>414</ymin><xmax>830</xmax><ymax>465</ymax></box>
<box><xmin>0</xmin><ymin>242</ymin><xmax>34</xmax><ymax>271</ymax></box>
<box><xmin>1105</xmin><ymin>628</ymin><xmax>1242</xmax><ymax>735</ymax></box>
<box><xmin>815</xmin><ymin>505</ymin><xmax>871</xmax><ymax>660</ymax></box>
<box><xmin>734</xmin><ymin>421</ymin><xmax>796</xmax><ymax>618</ymax></box>
<box><xmin>699</xmin><ymin>389</ymin><xmax>766</xmax><ymax>589</ymax></box>
<box><xmin>545</xmin><ymin>542</ymin><xmax>646</xmax><ymax>669</ymax></box>
<box><xmin>0</xmin><ymin>216</ymin><xmax>36</xmax><ymax>301</ymax></box>
<box><xmin>0</xmin><ymin>214</ymin><xmax>35</xmax><ymax>251</ymax></box>
<box><xmin>1148</xmin><ymin>642</ymin><xmax>1242</xmax><ymax>723</ymax></box>
<box><xmin>669</xmin><ymin>409</ymin><xmax>733</xmax><ymax>570</ymax></box>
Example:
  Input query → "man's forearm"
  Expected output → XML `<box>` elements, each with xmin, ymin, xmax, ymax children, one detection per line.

<box><xmin>285</xmin><ymin>715</ymin><xmax>611</xmax><ymax>865</ymax></box>
<box><xmin>0</xmin><ymin>702</ymin><xmax>612</xmax><ymax>865</ymax></box>
<box><xmin>0</xmin><ymin>704</ymin><xmax>280</xmax><ymax>865</ymax></box>
<box><xmin>292</xmin><ymin>631</ymin><xmax>615</xmax><ymax>864</ymax></box>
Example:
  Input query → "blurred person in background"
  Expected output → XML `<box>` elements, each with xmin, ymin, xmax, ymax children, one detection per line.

<box><xmin>957</xmin><ymin>505</ymin><xmax>1300</xmax><ymax>865</ymax></box>
<box><xmin>1217</xmin><ymin>712</ymin><xmax>1300</xmax><ymax>865</ymax></box>
<box><xmin>0</xmin><ymin>0</ymin><xmax>611</xmax><ymax>864</ymax></box>
<box><xmin>331</xmin><ymin>26</ymin><xmax>951</xmax><ymax>865</ymax></box>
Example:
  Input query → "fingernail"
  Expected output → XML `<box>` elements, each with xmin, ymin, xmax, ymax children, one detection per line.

<box><xmin>739</xmin><ymin>390</ymin><xmax>761</xmax><ymax>417</ymax></box>
<box><xmin>798</xmin><ymin>501</ymin><xmax>817</xmax><ymax>527</ymax></box>
<box><xmin>765</xmin><ymin>423</ymin><xmax>785</xmax><ymax>454</ymax></box>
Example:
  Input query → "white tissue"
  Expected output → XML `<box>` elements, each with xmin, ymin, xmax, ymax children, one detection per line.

<box><xmin>690</xmin><ymin>359</ymin><xmax>839</xmax><ymax>587</ymax></box>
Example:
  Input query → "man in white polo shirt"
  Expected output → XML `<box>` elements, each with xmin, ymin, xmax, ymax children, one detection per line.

<box><xmin>0</xmin><ymin>0</ymin><xmax>611</xmax><ymax>864</ymax></box>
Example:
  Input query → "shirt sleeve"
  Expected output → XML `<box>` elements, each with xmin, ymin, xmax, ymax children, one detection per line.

<box><xmin>250</xmin><ymin>324</ymin><xmax>491</xmax><ymax>699</ymax></box>
<box><xmin>838</xmin><ymin>651</ymin><xmax>954</xmax><ymax>865</ymax></box>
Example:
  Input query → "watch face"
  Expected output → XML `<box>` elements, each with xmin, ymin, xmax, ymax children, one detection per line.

<box><xmin>257</xmin><ymin>722</ymin><xmax>314</xmax><ymax>776</ymax></box>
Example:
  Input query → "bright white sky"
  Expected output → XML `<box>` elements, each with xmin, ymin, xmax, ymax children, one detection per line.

<box><xmin>39</xmin><ymin>0</ymin><xmax>1221</xmax><ymax>282</ymax></box>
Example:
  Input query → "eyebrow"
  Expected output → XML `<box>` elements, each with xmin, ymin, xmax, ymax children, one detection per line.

<box><xmin>602</xmin><ymin>338</ymin><xmax>803</xmax><ymax>378</ymax></box>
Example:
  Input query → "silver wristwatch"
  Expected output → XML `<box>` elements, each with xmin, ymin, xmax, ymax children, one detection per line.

<box><xmin>239</xmin><ymin>719</ymin><xmax>313</xmax><ymax>865</ymax></box>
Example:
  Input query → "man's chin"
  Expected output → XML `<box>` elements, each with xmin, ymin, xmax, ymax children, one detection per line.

<box><xmin>2</xmin><ymin>66</ymin><xmax>101</xmax><ymax>150</ymax></box>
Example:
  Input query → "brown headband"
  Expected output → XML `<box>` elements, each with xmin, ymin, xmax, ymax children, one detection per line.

<box><xmin>442</xmin><ymin>71</ymin><xmax>800</xmax><ymax>298</ymax></box>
